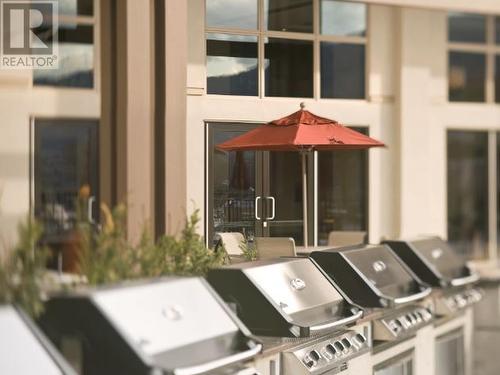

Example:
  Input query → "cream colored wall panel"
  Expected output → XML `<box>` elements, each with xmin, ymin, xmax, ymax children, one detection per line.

<box><xmin>352</xmin><ymin>0</ymin><xmax>500</xmax><ymax>14</ymax></box>
<box><xmin>187</xmin><ymin>0</ymin><xmax>206</xmax><ymax>93</ymax></box>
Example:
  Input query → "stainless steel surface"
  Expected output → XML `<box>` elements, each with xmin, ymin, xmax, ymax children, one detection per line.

<box><xmin>92</xmin><ymin>278</ymin><xmax>239</xmax><ymax>355</ymax></box>
<box><xmin>244</xmin><ymin>258</ymin><xmax>344</xmax><ymax>316</ymax></box>
<box><xmin>372</xmin><ymin>306</ymin><xmax>433</xmax><ymax>342</ymax></box>
<box><xmin>343</xmin><ymin>247</ymin><xmax>416</xmax><ymax>298</ymax></box>
<box><xmin>255</xmin><ymin>196</ymin><xmax>262</xmax><ymax>220</ymax></box>
<box><xmin>281</xmin><ymin>330</ymin><xmax>370</xmax><ymax>375</ymax></box>
<box><xmin>450</xmin><ymin>273</ymin><xmax>480</xmax><ymax>287</ymax></box>
<box><xmin>392</xmin><ymin>288</ymin><xmax>432</xmax><ymax>305</ymax></box>
<box><xmin>435</xmin><ymin>329</ymin><xmax>465</xmax><ymax>375</ymax></box>
<box><xmin>266</xmin><ymin>196</ymin><xmax>275</xmax><ymax>220</ymax></box>
<box><xmin>173</xmin><ymin>344</ymin><xmax>262</xmax><ymax>375</ymax></box>
<box><xmin>374</xmin><ymin>350</ymin><xmax>413</xmax><ymax>375</ymax></box>
<box><xmin>435</xmin><ymin>288</ymin><xmax>483</xmax><ymax>316</ymax></box>
<box><xmin>309</xmin><ymin>310</ymin><xmax>363</xmax><ymax>332</ymax></box>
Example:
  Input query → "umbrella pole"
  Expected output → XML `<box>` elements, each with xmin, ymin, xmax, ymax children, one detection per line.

<box><xmin>302</xmin><ymin>151</ymin><xmax>308</xmax><ymax>248</ymax></box>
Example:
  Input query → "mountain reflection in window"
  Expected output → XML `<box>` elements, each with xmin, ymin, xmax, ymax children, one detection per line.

<box><xmin>206</xmin><ymin>33</ymin><xmax>258</xmax><ymax>96</ymax></box>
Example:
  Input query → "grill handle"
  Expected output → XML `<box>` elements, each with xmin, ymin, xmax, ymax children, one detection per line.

<box><xmin>173</xmin><ymin>343</ymin><xmax>262</xmax><ymax>375</ymax></box>
<box><xmin>392</xmin><ymin>286</ymin><xmax>432</xmax><ymax>305</ymax></box>
<box><xmin>450</xmin><ymin>273</ymin><xmax>480</xmax><ymax>287</ymax></box>
<box><xmin>309</xmin><ymin>309</ymin><xmax>363</xmax><ymax>332</ymax></box>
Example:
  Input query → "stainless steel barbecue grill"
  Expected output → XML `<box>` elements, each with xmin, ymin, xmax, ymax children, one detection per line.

<box><xmin>311</xmin><ymin>245</ymin><xmax>433</xmax><ymax>342</ymax></box>
<box><xmin>384</xmin><ymin>236</ymin><xmax>482</xmax><ymax>316</ymax></box>
<box><xmin>207</xmin><ymin>257</ymin><xmax>370</xmax><ymax>375</ymax></box>
<box><xmin>38</xmin><ymin>277</ymin><xmax>261</xmax><ymax>375</ymax></box>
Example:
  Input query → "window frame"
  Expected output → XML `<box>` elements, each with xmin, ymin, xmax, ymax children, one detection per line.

<box><xmin>32</xmin><ymin>0</ymin><xmax>100</xmax><ymax>92</ymax></box>
<box><xmin>205</xmin><ymin>0</ymin><xmax>369</xmax><ymax>100</ymax></box>
<box><xmin>447</xmin><ymin>14</ymin><xmax>500</xmax><ymax>103</ymax></box>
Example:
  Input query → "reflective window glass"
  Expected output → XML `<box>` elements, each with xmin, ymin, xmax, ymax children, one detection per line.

<box><xmin>321</xmin><ymin>42</ymin><xmax>365</xmax><ymax>99</ymax></box>
<box><xmin>448</xmin><ymin>13</ymin><xmax>486</xmax><ymax>43</ymax></box>
<box><xmin>264</xmin><ymin>38</ymin><xmax>313</xmax><ymax>97</ymax></box>
<box><xmin>206</xmin><ymin>0</ymin><xmax>257</xmax><ymax>30</ymax></box>
<box><xmin>448</xmin><ymin>52</ymin><xmax>485</xmax><ymax>102</ymax></box>
<box><xmin>59</xmin><ymin>0</ymin><xmax>93</xmax><ymax>16</ymax></box>
<box><xmin>496</xmin><ymin>17</ymin><xmax>500</xmax><ymax>44</ymax></box>
<box><xmin>34</xmin><ymin>24</ymin><xmax>94</xmax><ymax>88</ymax></box>
<box><xmin>318</xmin><ymin>127</ymin><xmax>368</xmax><ymax>246</ymax></box>
<box><xmin>321</xmin><ymin>0</ymin><xmax>366</xmax><ymax>36</ymax></box>
<box><xmin>264</xmin><ymin>0</ymin><xmax>313</xmax><ymax>33</ymax></box>
<box><xmin>206</xmin><ymin>34</ymin><xmax>258</xmax><ymax>96</ymax></box>
<box><xmin>496</xmin><ymin>55</ymin><xmax>500</xmax><ymax>103</ymax></box>
<box><xmin>447</xmin><ymin>131</ymin><xmax>489</xmax><ymax>260</ymax></box>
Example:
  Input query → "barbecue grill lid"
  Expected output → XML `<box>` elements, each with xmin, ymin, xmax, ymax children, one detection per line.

<box><xmin>384</xmin><ymin>236</ymin><xmax>478</xmax><ymax>287</ymax></box>
<box><xmin>0</xmin><ymin>305</ymin><xmax>76</xmax><ymax>375</ymax></box>
<box><xmin>311</xmin><ymin>245</ymin><xmax>430</xmax><ymax>308</ymax></box>
<box><xmin>39</xmin><ymin>278</ymin><xmax>260</xmax><ymax>373</ymax></box>
<box><xmin>208</xmin><ymin>258</ymin><xmax>362</xmax><ymax>337</ymax></box>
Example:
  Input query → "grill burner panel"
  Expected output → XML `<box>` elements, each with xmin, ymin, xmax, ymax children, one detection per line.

<box><xmin>435</xmin><ymin>288</ymin><xmax>483</xmax><ymax>316</ymax></box>
<box><xmin>372</xmin><ymin>305</ymin><xmax>433</xmax><ymax>342</ymax></box>
<box><xmin>281</xmin><ymin>330</ymin><xmax>370</xmax><ymax>375</ymax></box>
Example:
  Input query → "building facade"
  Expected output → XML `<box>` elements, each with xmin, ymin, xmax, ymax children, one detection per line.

<box><xmin>1</xmin><ymin>0</ymin><xmax>500</xmax><ymax>265</ymax></box>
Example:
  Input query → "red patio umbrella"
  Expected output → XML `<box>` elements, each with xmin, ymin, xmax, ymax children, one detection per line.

<box><xmin>217</xmin><ymin>103</ymin><xmax>385</xmax><ymax>247</ymax></box>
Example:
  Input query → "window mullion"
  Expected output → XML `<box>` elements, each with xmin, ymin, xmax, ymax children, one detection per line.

<box><xmin>486</xmin><ymin>16</ymin><xmax>495</xmax><ymax>103</ymax></box>
<box><xmin>488</xmin><ymin>131</ymin><xmax>498</xmax><ymax>262</ymax></box>
<box><xmin>314</xmin><ymin>0</ymin><xmax>320</xmax><ymax>99</ymax></box>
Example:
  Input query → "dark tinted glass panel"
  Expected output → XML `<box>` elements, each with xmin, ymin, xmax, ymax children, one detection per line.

<box><xmin>496</xmin><ymin>56</ymin><xmax>500</xmax><ymax>103</ymax></box>
<box><xmin>321</xmin><ymin>43</ymin><xmax>365</xmax><ymax>99</ymax></box>
<box><xmin>207</xmin><ymin>34</ymin><xmax>258</xmax><ymax>96</ymax></box>
<box><xmin>496</xmin><ymin>17</ymin><xmax>500</xmax><ymax>44</ymax></box>
<box><xmin>265</xmin><ymin>38</ymin><xmax>313</xmax><ymax>97</ymax></box>
<box><xmin>206</xmin><ymin>0</ymin><xmax>257</xmax><ymax>29</ymax></box>
<box><xmin>59</xmin><ymin>0</ymin><xmax>93</xmax><ymax>16</ymax></box>
<box><xmin>208</xmin><ymin>124</ymin><xmax>257</xmax><ymax>244</ymax></box>
<box><xmin>318</xmin><ymin>127</ymin><xmax>368</xmax><ymax>246</ymax></box>
<box><xmin>321</xmin><ymin>0</ymin><xmax>366</xmax><ymax>36</ymax></box>
<box><xmin>264</xmin><ymin>0</ymin><xmax>313</xmax><ymax>33</ymax></box>
<box><xmin>447</xmin><ymin>131</ymin><xmax>489</xmax><ymax>260</ymax></box>
<box><xmin>498</xmin><ymin>132</ymin><xmax>500</xmax><ymax>259</ymax></box>
<box><xmin>448</xmin><ymin>13</ymin><xmax>486</xmax><ymax>43</ymax></box>
<box><xmin>34</xmin><ymin>24</ymin><xmax>93</xmax><ymax>88</ymax></box>
<box><xmin>448</xmin><ymin>52</ymin><xmax>485</xmax><ymax>102</ymax></box>
<box><xmin>34</xmin><ymin>119</ymin><xmax>99</xmax><ymax>241</ymax></box>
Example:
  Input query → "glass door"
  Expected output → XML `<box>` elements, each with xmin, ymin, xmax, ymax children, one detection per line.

<box><xmin>34</xmin><ymin>119</ymin><xmax>99</xmax><ymax>270</ymax></box>
<box><xmin>435</xmin><ymin>329</ymin><xmax>465</xmax><ymax>375</ymax></box>
<box><xmin>263</xmin><ymin>151</ymin><xmax>313</xmax><ymax>246</ymax></box>
<box><xmin>207</xmin><ymin>123</ymin><xmax>263</xmax><ymax>245</ymax></box>
<box><xmin>374</xmin><ymin>351</ymin><xmax>414</xmax><ymax>375</ymax></box>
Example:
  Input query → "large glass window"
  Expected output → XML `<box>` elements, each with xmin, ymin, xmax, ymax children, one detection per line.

<box><xmin>207</xmin><ymin>34</ymin><xmax>258</xmax><ymax>96</ymax></box>
<box><xmin>205</xmin><ymin>0</ymin><xmax>367</xmax><ymax>98</ymax></box>
<box><xmin>34</xmin><ymin>119</ymin><xmax>99</xmax><ymax>240</ymax></box>
<box><xmin>448</xmin><ymin>13</ymin><xmax>500</xmax><ymax>103</ymax></box>
<box><xmin>318</xmin><ymin>127</ymin><xmax>368</xmax><ymax>245</ymax></box>
<box><xmin>265</xmin><ymin>38</ymin><xmax>313</xmax><ymax>97</ymax></box>
<box><xmin>447</xmin><ymin>131</ymin><xmax>489</xmax><ymax>260</ymax></box>
<box><xmin>34</xmin><ymin>1</ymin><xmax>96</xmax><ymax>89</ymax></box>
<box><xmin>449</xmin><ymin>52</ymin><xmax>485</xmax><ymax>102</ymax></box>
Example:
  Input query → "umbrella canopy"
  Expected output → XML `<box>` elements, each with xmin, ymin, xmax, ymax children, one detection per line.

<box><xmin>217</xmin><ymin>106</ymin><xmax>385</xmax><ymax>152</ymax></box>
<box><xmin>216</xmin><ymin>104</ymin><xmax>385</xmax><ymax>247</ymax></box>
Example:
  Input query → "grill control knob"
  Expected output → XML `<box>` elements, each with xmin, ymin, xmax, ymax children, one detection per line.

<box><xmin>309</xmin><ymin>350</ymin><xmax>321</xmax><ymax>361</ymax></box>
<box><xmin>334</xmin><ymin>341</ymin><xmax>345</xmax><ymax>353</ymax></box>
<box><xmin>355</xmin><ymin>333</ymin><xmax>366</xmax><ymax>344</ymax></box>
<box><xmin>341</xmin><ymin>338</ymin><xmax>352</xmax><ymax>349</ymax></box>
<box><xmin>326</xmin><ymin>343</ymin><xmax>337</xmax><ymax>355</ymax></box>
<box><xmin>304</xmin><ymin>359</ymin><xmax>315</xmax><ymax>368</ymax></box>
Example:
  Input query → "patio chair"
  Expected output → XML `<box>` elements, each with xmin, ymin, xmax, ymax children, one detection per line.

<box><xmin>214</xmin><ymin>232</ymin><xmax>245</xmax><ymax>257</ymax></box>
<box><xmin>327</xmin><ymin>231</ymin><xmax>367</xmax><ymax>247</ymax></box>
<box><xmin>254</xmin><ymin>237</ymin><xmax>296</xmax><ymax>260</ymax></box>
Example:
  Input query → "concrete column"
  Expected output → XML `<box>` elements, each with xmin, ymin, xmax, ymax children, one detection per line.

<box><xmin>115</xmin><ymin>0</ymin><xmax>154</xmax><ymax>243</ymax></box>
<box><xmin>163</xmin><ymin>1</ymin><xmax>188</xmax><ymax>236</ymax></box>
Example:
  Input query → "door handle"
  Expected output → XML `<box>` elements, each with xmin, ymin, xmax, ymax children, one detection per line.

<box><xmin>88</xmin><ymin>196</ymin><xmax>96</xmax><ymax>224</ymax></box>
<box><xmin>265</xmin><ymin>196</ymin><xmax>275</xmax><ymax>220</ymax></box>
<box><xmin>255</xmin><ymin>196</ymin><xmax>262</xmax><ymax>220</ymax></box>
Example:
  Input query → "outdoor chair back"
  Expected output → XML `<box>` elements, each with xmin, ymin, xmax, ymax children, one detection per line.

<box><xmin>255</xmin><ymin>237</ymin><xmax>296</xmax><ymax>260</ymax></box>
<box><xmin>214</xmin><ymin>232</ymin><xmax>245</xmax><ymax>256</ymax></box>
<box><xmin>327</xmin><ymin>231</ymin><xmax>367</xmax><ymax>247</ymax></box>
